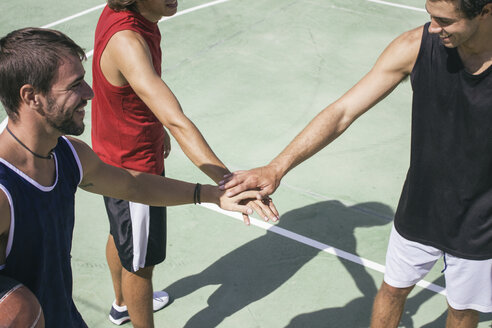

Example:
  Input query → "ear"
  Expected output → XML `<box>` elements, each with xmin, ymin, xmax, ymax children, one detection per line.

<box><xmin>480</xmin><ymin>3</ymin><xmax>492</xmax><ymax>17</ymax></box>
<box><xmin>19</xmin><ymin>84</ymin><xmax>42</xmax><ymax>109</ymax></box>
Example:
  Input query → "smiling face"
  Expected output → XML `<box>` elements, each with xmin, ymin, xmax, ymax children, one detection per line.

<box><xmin>425</xmin><ymin>0</ymin><xmax>481</xmax><ymax>48</ymax></box>
<box><xmin>137</xmin><ymin>0</ymin><xmax>178</xmax><ymax>22</ymax></box>
<box><xmin>43</xmin><ymin>55</ymin><xmax>94</xmax><ymax>136</ymax></box>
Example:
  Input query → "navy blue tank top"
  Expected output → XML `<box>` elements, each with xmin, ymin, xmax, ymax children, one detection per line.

<box><xmin>0</xmin><ymin>137</ymin><xmax>87</xmax><ymax>327</ymax></box>
<box><xmin>394</xmin><ymin>23</ymin><xmax>492</xmax><ymax>260</ymax></box>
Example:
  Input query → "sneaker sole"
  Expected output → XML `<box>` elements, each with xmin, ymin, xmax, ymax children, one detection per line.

<box><xmin>108</xmin><ymin>314</ymin><xmax>131</xmax><ymax>326</ymax></box>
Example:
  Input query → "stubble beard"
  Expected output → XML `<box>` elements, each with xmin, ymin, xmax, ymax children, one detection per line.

<box><xmin>45</xmin><ymin>95</ymin><xmax>85</xmax><ymax>136</ymax></box>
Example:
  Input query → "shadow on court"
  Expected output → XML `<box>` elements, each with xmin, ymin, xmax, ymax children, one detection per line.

<box><xmin>162</xmin><ymin>200</ymin><xmax>394</xmax><ymax>327</ymax></box>
<box><xmin>286</xmin><ymin>276</ymin><xmax>449</xmax><ymax>328</ymax></box>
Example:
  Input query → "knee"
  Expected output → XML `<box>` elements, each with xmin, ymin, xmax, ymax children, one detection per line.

<box><xmin>126</xmin><ymin>266</ymin><xmax>155</xmax><ymax>280</ymax></box>
<box><xmin>447</xmin><ymin>305</ymin><xmax>479</xmax><ymax>321</ymax></box>
<box><xmin>379</xmin><ymin>281</ymin><xmax>414</xmax><ymax>299</ymax></box>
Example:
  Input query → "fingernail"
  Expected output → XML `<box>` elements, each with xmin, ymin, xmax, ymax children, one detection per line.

<box><xmin>226</xmin><ymin>192</ymin><xmax>232</xmax><ymax>197</ymax></box>
<box><xmin>248</xmin><ymin>208</ymin><xmax>253</xmax><ymax>214</ymax></box>
<box><xmin>219</xmin><ymin>185</ymin><xmax>224</xmax><ymax>190</ymax></box>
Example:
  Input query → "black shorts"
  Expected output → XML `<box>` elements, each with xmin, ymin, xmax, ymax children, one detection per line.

<box><xmin>104</xmin><ymin>196</ymin><xmax>167</xmax><ymax>273</ymax></box>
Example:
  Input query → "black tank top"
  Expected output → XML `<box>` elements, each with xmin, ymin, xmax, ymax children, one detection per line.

<box><xmin>394</xmin><ymin>23</ymin><xmax>492</xmax><ymax>260</ymax></box>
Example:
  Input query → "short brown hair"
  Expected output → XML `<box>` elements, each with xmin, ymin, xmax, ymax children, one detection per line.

<box><xmin>0</xmin><ymin>28</ymin><xmax>86</xmax><ymax>121</ymax></box>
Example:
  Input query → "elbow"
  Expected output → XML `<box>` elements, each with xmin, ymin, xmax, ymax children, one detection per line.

<box><xmin>122</xmin><ymin>170</ymin><xmax>144</xmax><ymax>203</ymax></box>
<box><xmin>164</xmin><ymin>117</ymin><xmax>195</xmax><ymax>138</ymax></box>
<box><xmin>338</xmin><ymin>112</ymin><xmax>357</xmax><ymax>135</ymax></box>
<box><xmin>331</xmin><ymin>104</ymin><xmax>357</xmax><ymax>136</ymax></box>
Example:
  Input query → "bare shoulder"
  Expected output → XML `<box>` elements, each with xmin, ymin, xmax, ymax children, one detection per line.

<box><xmin>106</xmin><ymin>29</ymin><xmax>150</xmax><ymax>56</ymax></box>
<box><xmin>65</xmin><ymin>137</ymin><xmax>100</xmax><ymax>172</ymax></box>
<box><xmin>65</xmin><ymin>136</ymin><xmax>90</xmax><ymax>154</ymax></box>
<box><xmin>378</xmin><ymin>25</ymin><xmax>425</xmax><ymax>75</ymax></box>
<box><xmin>395</xmin><ymin>25</ymin><xmax>424</xmax><ymax>48</ymax></box>
<box><xmin>104</xmin><ymin>29</ymin><xmax>157</xmax><ymax>84</ymax></box>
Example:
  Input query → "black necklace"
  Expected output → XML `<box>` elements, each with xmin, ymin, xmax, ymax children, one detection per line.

<box><xmin>6</xmin><ymin>126</ymin><xmax>53</xmax><ymax>160</ymax></box>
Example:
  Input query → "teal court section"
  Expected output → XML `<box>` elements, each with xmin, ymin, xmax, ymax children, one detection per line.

<box><xmin>1</xmin><ymin>0</ymin><xmax>491</xmax><ymax>327</ymax></box>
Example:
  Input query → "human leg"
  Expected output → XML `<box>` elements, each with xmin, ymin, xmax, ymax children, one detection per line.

<box><xmin>442</xmin><ymin>254</ymin><xmax>492</xmax><ymax>327</ymax></box>
<box><xmin>106</xmin><ymin>234</ymin><xmax>124</xmax><ymax>305</ymax></box>
<box><xmin>371</xmin><ymin>225</ymin><xmax>443</xmax><ymax>327</ymax></box>
<box><xmin>121</xmin><ymin>265</ymin><xmax>155</xmax><ymax>328</ymax></box>
<box><xmin>371</xmin><ymin>281</ymin><xmax>414</xmax><ymax>328</ymax></box>
<box><xmin>446</xmin><ymin>307</ymin><xmax>479</xmax><ymax>328</ymax></box>
<box><xmin>104</xmin><ymin>196</ymin><xmax>169</xmax><ymax>325</ymax></box>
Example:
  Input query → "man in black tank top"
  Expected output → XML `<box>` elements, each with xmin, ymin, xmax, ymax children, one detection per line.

<box><xmin>220</xmin><ymin>1</ymin><xmax>492</xmax><ymax>327</ymax></box>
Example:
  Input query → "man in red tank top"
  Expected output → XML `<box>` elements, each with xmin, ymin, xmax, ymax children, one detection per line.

<box><xmin>92</xmin><ymin>0</ymin><xmax>278</xmax><ymax>326</ymax></box>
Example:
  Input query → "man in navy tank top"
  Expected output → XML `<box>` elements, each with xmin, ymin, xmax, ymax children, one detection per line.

<box><xmin>220</xmin><ymin>1</ymin><xmax>492</xmax><ymax>327</ymax></box>
<box><xmin>0</xmin><ymin>27</ymin><xmax>259</xmax><ymax>328</ymax></box>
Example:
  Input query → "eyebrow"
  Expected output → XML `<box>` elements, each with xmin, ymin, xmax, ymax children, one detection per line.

<box><xmin>68</xmin><ymin>74</ymin><xmax>85</xmax><ymax>87</ymax></box>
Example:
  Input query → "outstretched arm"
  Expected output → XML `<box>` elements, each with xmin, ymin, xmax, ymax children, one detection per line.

<box><xmin>220</xmin><ymin>26</ymin><xmax>423</xmax><ymax>199</ymax></box>
<box><xmin>102</xmin><ymin>30</ymin><xmax>278</xmax><ymax>223</ymax></box>
<box><xmin>103</xmin><ymin>30</ymin><xmax>229</xmax><ymax>183</ymax></box>
<box><xmin>69</xmin><ymin>137</ymin><xmax>256</xmax><ymax>215</ymax></box>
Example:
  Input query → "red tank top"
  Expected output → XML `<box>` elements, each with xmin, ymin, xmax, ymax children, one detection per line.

<box><xmin>91</xmin><ymin>5</ymin><xmax>164</xmax><ymax>174</ymax></box>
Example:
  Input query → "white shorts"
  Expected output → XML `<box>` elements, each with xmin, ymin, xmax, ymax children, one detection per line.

<box><xmin>384</xmin><ymin>225</ymin><xmax>492</xmax><ymax>313</ymax></box>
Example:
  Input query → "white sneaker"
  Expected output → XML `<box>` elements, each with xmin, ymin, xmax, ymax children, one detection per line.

<box><xmin>108</xmin><ymin>291</ymin><xmax>170</xmax><ymax>325</ymax></box>
<box><xmin>108</xmin><ymin>301</ymin><xmax>130</xmax><ymax>325</ymax></box>
<box><xmin>153</xmin><ymin>290</ymin><xmax>169</xmax><ymax>312</ymax></box>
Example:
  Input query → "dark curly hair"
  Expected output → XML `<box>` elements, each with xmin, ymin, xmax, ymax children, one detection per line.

<box><xmin>436</xmin><ymin>0</ymin><xmax>492</xmax><ymax>18</ymax></box>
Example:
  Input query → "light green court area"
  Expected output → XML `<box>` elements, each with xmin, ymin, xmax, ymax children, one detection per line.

<box><xmin>1</xmin><ymin>0</ymin><xmax>491</xmax><ymax>327</ymax></box>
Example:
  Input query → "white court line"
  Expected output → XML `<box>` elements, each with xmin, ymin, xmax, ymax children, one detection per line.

<box><xmin>81</xmin><ymin>0</ymin><xmax>231</xmax><ymax>59</ymax></box>
<box><xmin>4</xmin><ymin>0</ymin><xmax>442</xmax><ymax>296</ymax></box>
<box><xmin>200</xmin><ymin>203</ymin><xmax>447</xmax><ymax>296</ymax></box>
<box><xmin>0</xmin><ymin>1</ymin><xmax>230</xmax><ymax>126</ymax></box>
<box><xmin>40</xmin><ymin>0</ymin><xmax>424</xmax><ymax>31</ymax></box>
<box><xmin>159</xmin><ymin>0</ymin><xmax>231</xmax><ymax>23</ymax></box>
<box><xmin>367</xmin><ymin>0</ymin><xmax>426</xmax><ymax>13</ymax></box>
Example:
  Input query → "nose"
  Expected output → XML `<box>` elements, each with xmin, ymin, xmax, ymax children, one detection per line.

<box><xmin>81</xmin><ymin>80</ymin><xmax>94</xmax><ymax>100</ymax></box>
<box><xmin>428</xmin><ymin>19</ymin><xmax>442</xmax><ymax>34</ymax></box>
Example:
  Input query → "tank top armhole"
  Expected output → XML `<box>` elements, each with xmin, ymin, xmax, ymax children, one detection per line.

<box><xmin>95</xmin><ymin>24</ymin><xmax>143</xmax><ymax>93</ymax></box>
<box><xmin>0</xmin><ymin>184</ymin><xmax>15</xmax><ymax>267</ymax></box>
<box><xmin>410</xmin><ymin>23</ymin><xmax>430</xmax><ymax>88</ymax></box>
<box><xmin>61</xmin><ymin>137</ymin><xmax>83</xmax><ymax>186</ymax></box>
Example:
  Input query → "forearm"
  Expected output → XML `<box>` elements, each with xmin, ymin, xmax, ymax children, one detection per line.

<box><xmin>168</xmin><ymin>119</ymin><xmax>230</xmax><ymax>183</ymax></box>
<box><xmin>121</xmin><ymin>171</ymin><xmax>219</xmax><ymax>207</ymax></box>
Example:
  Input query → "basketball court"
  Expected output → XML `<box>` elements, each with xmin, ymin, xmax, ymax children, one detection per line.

<box><xmin>1</xmin><ymin>0</ymin><xmax>491</xmax><ymax>326</ymax></box>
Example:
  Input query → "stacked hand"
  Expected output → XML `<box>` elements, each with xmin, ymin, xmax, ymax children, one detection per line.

<box><xmin>219</xmin><ymin>165</ymin><xmax>283</xmax><ymax>225</ymax></box>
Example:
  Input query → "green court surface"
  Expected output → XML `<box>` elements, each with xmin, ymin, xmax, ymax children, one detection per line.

<box><xmin>1</xmin><ymin>0</ymin><xmax>491</xmax><ymax>327</ymax></box>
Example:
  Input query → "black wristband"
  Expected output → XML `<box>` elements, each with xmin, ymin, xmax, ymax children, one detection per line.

<box><xmin>194</xmin><ymin>183</ymin><xmax>201</xmax><ymax>204</ymax></box>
